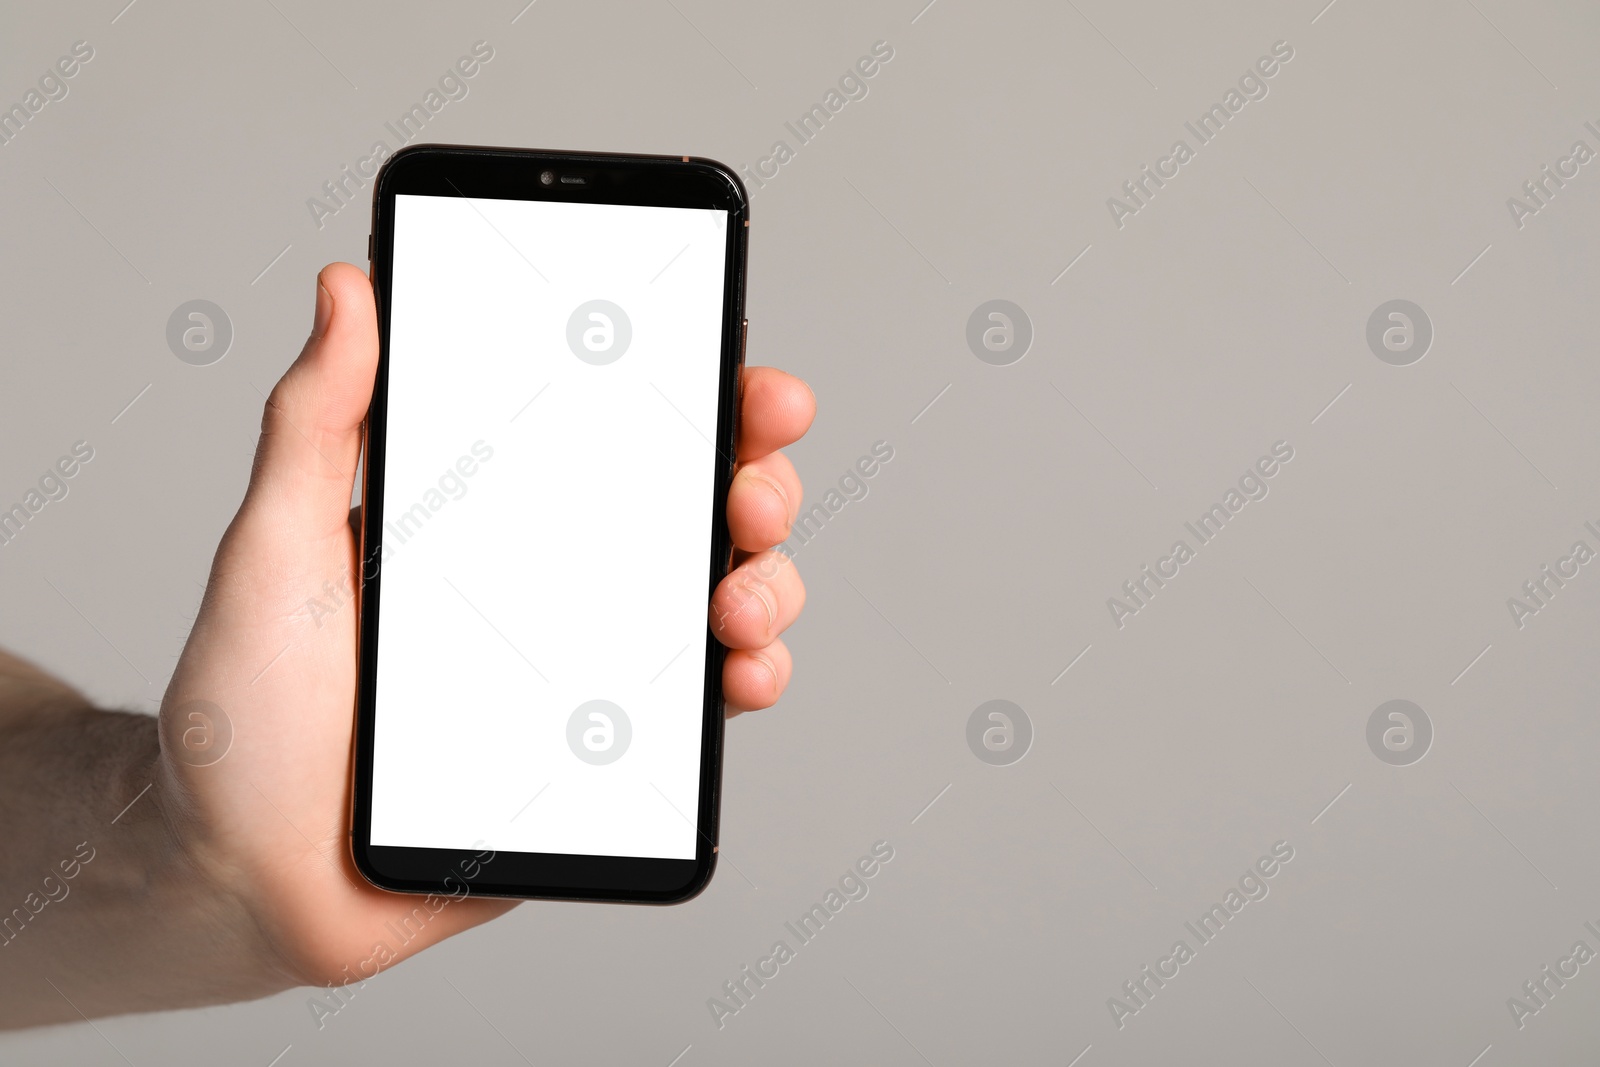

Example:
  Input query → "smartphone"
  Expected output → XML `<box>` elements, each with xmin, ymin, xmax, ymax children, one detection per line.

<box><xmin>351</xmin><ymin>145</ymin><xmax>748</xmax><ymax>903</ymax></box>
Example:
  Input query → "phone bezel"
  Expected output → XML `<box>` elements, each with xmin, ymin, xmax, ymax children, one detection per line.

<box><xmin>351</xmin><ymin>144</ymin><xmax>747</xmax><ymax>904</ymax></box>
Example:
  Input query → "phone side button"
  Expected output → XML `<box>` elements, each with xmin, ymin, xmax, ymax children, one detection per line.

<box><xmin>732</xmin><ymin>319</ymin><xmax>747</xmax><ymax>472</ymax></box>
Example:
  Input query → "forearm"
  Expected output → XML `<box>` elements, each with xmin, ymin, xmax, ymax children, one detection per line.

<box><xmin>0</xmin><ymin>673</ymin><xmax>286</xmax><ymax>1028</ymax></box>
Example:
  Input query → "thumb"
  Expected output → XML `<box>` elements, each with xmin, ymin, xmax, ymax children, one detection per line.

<box><xmin>242</xmin><ymin>262</ymin><xmax>377</xmax><ymax>539</ymax></box>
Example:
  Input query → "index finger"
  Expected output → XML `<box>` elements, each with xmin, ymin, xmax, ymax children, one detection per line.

<box><xmin>737</xmin><ymin>367</ymin><xmax>815</xmax><ymax>462</ymax></box>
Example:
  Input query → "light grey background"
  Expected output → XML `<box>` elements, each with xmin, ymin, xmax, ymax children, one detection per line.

<box><xmin>4</xmin><ymin>0</ymin><xmax>1599</xmax><ymax>1063</ymax></box>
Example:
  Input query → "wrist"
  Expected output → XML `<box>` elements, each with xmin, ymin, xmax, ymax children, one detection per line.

<box><xmin>148</xmin><ymin>749</ymin><xmax>307</xmax><ymax>998</ymax></box>
<box><xmin>0</xmin><ymin>706</ymin><xmax>290</xmax><ymax>1026</ymax></box>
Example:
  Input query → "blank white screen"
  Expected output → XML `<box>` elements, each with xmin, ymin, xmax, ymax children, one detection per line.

<box><xmin>370</xmin><ymin>193</ymin><xmax>727</xmax><ymax>860</ymax></box>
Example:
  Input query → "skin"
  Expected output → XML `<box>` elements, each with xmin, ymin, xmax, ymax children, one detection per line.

<box><xmin>0</xmin><ymin>263</ymin><xmax>814</xmax><ymax>1028</ymax></box>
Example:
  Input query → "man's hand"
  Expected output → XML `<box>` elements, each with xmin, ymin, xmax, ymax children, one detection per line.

<box><xmin>0</xmin><ymin>263</ymin><xmax>814</xmax><ymax>1025</ymax></box>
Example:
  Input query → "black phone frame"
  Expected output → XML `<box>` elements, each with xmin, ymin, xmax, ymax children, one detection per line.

<box><xmin>351</xmin><ymin>144</ymin><xmax>747</xmax><ymax>904</ymax></box>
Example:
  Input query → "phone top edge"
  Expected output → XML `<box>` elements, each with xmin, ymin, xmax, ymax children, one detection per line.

<box><xmin>373</xmin><ymin>143</ymin><xmax>748</xmax><ymax>215</ymax></box>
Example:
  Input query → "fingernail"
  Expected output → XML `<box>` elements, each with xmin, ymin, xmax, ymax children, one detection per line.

<box><xmin>313</xmin><ymin>279</ymin><xmax>333</xmax><ymax>338</ymax></box>
<box><xmin>749</xmin><ymin>651</ymin><xmax>779</xmax><ymax>696</ymax></box>
<box><xmin>747</xmin><ymin>469</ymin><xmax>791</xmax><ymax>525</ymax></box>
<box><xmin>741</xmin><ymin>579</ymin><xmax>776</xmax><ymax>631</ymax></box>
